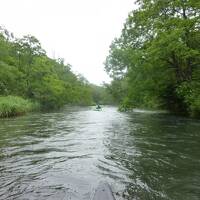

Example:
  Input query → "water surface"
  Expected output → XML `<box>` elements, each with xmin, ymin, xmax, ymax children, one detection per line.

<box><xmin>0</xmin><ymin>106</ymin><xmax>200</xmax><ymax>200</ymax></box>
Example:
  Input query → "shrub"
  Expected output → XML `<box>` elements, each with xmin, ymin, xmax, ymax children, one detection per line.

<box><xmin>0</xmin><ymin>96</ymin><xmax>39</xmax><ymax>118</ymax></box>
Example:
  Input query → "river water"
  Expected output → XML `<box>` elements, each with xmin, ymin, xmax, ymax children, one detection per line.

<box><xmin>0</xmin><ymin>106</ymin><xmax>199</xmax><ymax>200</ymax></box>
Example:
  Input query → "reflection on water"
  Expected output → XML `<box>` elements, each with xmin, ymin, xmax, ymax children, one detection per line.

<box><xmin>0</xmin><ymin>106</ymin><xmax>200</xmax><ymax>200</ymax></box>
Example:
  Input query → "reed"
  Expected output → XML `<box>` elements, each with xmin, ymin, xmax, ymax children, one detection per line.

<box><xmin>0</xmin><ymin>96</ymin><xmax>39</xmax><ymax>118</ymax></box>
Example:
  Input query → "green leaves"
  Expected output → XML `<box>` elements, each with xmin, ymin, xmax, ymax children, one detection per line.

<box><xmin>0</xmin><ymin>96</ymin><xmax>37</xmax><ymax>118</ymax></box>
<box><xmin>105</xmin><ymin>0</ymin><xmax>200</xmax><ymax>116</ymax></box>
<box><xmin>0</xmin><ymin>27</ymin><xmax>96</xmax><ymax>110</ymax></box>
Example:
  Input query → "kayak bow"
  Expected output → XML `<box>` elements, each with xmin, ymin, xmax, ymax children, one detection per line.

<box><xmin>92</xmin><ymin>182</ymin><xmax>116</xmax><ymax>200</ymax></box>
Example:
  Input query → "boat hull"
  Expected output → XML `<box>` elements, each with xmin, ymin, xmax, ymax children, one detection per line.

<box><xmin>92</xmin><ymin>182</ymin><xmax>116</xmax><ymax>200</ymax></box>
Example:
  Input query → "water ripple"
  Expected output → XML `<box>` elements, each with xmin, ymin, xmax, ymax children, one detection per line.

<box><xmin>0</xmin><ymin>106</ymin><xmax>200</xmax><ymax>200</ymax></box>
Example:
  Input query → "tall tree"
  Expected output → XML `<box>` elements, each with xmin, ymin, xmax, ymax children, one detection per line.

<box><xmin>105</xmin><ymin>0</ymin><xmax>200</xmax><ymax>116</ymax></box>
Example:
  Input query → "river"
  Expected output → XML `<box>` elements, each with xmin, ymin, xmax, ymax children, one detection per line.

<box><xmin>0</xmin><ymin>106</ymin><xmax>199</xmax><ymax>200</ymax></box>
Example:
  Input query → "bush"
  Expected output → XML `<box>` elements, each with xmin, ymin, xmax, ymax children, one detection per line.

<box><xmin>176</xmin><ymin>81</ymin><xmax>200</xmax><ymax>117</ymax></box>
<box><xmin>0</xmin><ymin>96</ymin><xmax>39</xmax><ymax>118</ymax></box>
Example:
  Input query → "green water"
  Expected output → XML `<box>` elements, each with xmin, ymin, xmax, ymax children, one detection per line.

<box><xmin>0</xmin><ymin>106</ymin><xmax>199</xmax><ymax>200</ymax></box>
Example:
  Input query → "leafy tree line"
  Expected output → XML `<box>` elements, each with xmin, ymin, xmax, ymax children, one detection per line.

<box><xmin>90</xmin><ymin>84</ymin><xmax>114</xmax><ymax>105</ymax></box>
<box><xmin>105</xmin><ymin>0</ymin><xmax>200</xmax><ymax>117</ymax></box>
<box><xmin>0</xmin><ymin>27</ymin><xmax>111</xmax><ymax>112</ymax></box>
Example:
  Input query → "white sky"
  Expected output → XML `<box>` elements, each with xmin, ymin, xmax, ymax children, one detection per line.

<box><xmin>0</xmin><ymin>0</ymin><xmax>136</xmax><ymax>85</ymax></box>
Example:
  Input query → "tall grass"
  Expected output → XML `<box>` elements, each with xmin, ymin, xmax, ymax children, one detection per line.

<box><xmin>0</xmin><ymin>96</ymin><xmax>39</xmax><ymax>118</ymax></box>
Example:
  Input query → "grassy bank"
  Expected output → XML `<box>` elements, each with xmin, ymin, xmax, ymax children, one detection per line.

<box><xmin>0</xmin><ymin>96</ymin><xmax>39</xmax><ymax>118</ymax></box>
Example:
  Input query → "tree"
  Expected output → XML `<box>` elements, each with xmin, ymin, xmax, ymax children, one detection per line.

<box><xmin>105</xmin><ymin>0</ymin><xmax>200</xmax><ymax>116</ymax></box>
<box><xmin>0</xmin><ymin>27</ymin><xmax>96</xmax><ymax>109</ymax></box>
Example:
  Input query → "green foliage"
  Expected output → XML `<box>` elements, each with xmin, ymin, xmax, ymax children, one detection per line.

<box><xmin>0</xmin><ymin>61</ymin><xmax>25</xmax><ymax>95</ymax></box>
<box><xmin>0</xmin><ymin>96</ymin><xmax>38</xmax><ymax>118</ymax></box>
<box><xmin>90</xmin><ymin>84</ymin><xmax>114</xmax><ymax>105</ymax></box>
<box><xmin>176</xmin><ymin>81</ymin><xmax>200</xmax><ymax>117</ymax></box>
<box><xmin>105</xmin><ymin>0</ymin><xmax>200</xmax><ymax>117</ymax></box>
<box><xmin>104</xmin><ymin>78</ymin><xmax>128</xmax><ymax>104</ymax></box>
<box><xmin>0</xmin><ymin>26</ymin><xmax>107</xmax><ymax>115</ymax></box>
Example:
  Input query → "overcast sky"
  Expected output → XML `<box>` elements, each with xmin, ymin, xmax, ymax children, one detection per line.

<box><xmin>1</xmin><ymin>0</ymin><xmax>136</xmax><ymax>85</ymax></box>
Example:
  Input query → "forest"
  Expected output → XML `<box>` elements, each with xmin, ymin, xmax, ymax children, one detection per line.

<box><xmin>0</xmin><ymin>27</ymin><xmax>112</xmax><ymax>117</ymax></box>
<box><xmin>1</xmin><ymin>0</ymin><xmax>199</xmax><ymax>118</ymax></box>
<box><xmin>105</xmin><ymin>0</ymin><xmax>200</xmax><ymax>117</ymax></box>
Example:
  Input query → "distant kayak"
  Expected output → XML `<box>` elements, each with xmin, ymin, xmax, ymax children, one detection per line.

<box><xmin>94</xmin><ymin>108</ymin><xmax>102</xmax><ymax>111</ymax></box>
<box><xmin>95</xmin><ymin>104</ymin><xmax>102</xmax><ymax>111</ymax></box>
<box><xmin>91</xmin><ymin>182</ymin><xmax>116</xmax><ymax>200</ymax></box>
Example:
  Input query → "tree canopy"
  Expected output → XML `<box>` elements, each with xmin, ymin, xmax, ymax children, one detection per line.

<box><xmin>0</xmin><ymin>27</ymin><xmax>111</xmax><ymax>110</ymax></box>
<box><xmin>105</xmin><ymin>0</ymin><xmax>200</xmax><ymax>117</ymax></box>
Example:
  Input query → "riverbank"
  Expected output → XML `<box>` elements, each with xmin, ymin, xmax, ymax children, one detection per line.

<box><xmin>118</xmin><ymin>103</ymin><xmax>200</xmax><ymax>119</ymax></box>
<box><xmin>0</xmin><ymin>96</ymin><xmax>39</xmax><ymax>118</ymax></box>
